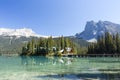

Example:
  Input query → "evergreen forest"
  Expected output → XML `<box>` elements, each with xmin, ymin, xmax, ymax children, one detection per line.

<box><xmin>88</xmin><ymin>32</ymin><xmax>120</xmax><ymax>55</ymax></box>
<box><xmin>21</xmin><ymin>36</ymin><xmax>78</xmax><ymax>56</ymax></box>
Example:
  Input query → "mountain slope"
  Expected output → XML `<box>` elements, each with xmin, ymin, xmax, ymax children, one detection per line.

<box><xmin>75</xmin><ymin>20</ymin><xmax>120</xmax><ymax>42</ymax></box>
<box><xmin>0</xmin><ymin>28</ymin><xmax>48</xmax><ymax>55</ymax></box>
<box><xmin>0</xmin><ymin>36</ymin><xmax>31</xmax><ymax>55</ymax></box>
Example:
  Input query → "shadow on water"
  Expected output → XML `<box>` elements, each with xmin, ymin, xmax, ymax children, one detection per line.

<box><xmin>90</xmin><ymin>60</ymin><xmax>120</xmax><ymax>63</ymax></box>
<box><xmin>88</xmin><ymin>57</ymin><xmax>120</xmax><ymax>63</ymax></box>
<box><xmin>34</xmin><ymin>73</ymin><xmax>120</xmax><ymax>80</ymax></box>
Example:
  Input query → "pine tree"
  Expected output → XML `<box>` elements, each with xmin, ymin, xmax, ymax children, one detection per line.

<box><xmin>115</xmin><ymin>33</ymin><xmax>120</xmax><ymax>53</ymax></box>
<box><xmin>61</xmin><ymin>36</ymin><xmax>65</xmax><ymax>50</ymax></box>
<box><xmin>65</xmin><ymin>38</ymin><xmax>70</xmax><ymax>47</ymax></box>
<box><xmin>21</xmin><ymin>47</ymin><xmax>27</xmax><ymax>55</ymax></box>
<box><xmin>31</xmin><ymin>38</ymin><xmax>35</xmax><ymax>55</ymax></box>
<box><xmin>46</xmin><ymin>36</ymin><xmax>54</xmax><ymax>55</ymax></box>
<box><xmin>105</xmin><ymin>32</ymin><xmax>113</xmax><ymax>53</ymax></box>
<box><xmin>98</xmin><ymin>35</ymin><xmax>106</xmax><ymax>54</ymax></box>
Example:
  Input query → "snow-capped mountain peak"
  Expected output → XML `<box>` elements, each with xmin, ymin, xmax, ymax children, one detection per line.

<box><xmin>75</xmin><ymin>20</ymin><xmax>120</xmax><ymax>42</ymax></box>
<box><xmin>0</xmin><ymin>28</ymin><xmax>47</xmax><ymax>38</ymax></box>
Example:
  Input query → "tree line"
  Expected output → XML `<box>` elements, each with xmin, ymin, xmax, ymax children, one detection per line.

<box><xmin>21</xmin><ymin>36</ymin><xmax>77</xmax><ymax>56</ymax></box>
<box><xmin>88</xmin><ymin>32</ymin><xmax>120</xmax><ymax>55</ymax></box>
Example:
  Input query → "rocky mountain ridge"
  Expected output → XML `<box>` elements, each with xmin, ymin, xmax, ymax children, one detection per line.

<box><xmin>0</xmin><ymin>28</ymin><xmax>48</xmax><ymax>38</ymax></box>
<box><xmin>75</xmin><ymin>20</ymin><xmax>120</xmax><ymax>42</ymax></box>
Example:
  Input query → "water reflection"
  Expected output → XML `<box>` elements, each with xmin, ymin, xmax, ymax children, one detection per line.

<box><xmin>35</xmin><ymin>73</ymin><xmax>120</xmax><ymax>80</ymax></box>
<box><xmin>21</xmin><ymin>56</ymin><xmax>73</xmax><ymax>66</ymax></box>
<box><xmin>20</xmin><ymin>56</ymin><xmax>120</xmax><ymax>80</ymax></box>
<box><xmin>21</xmin><ymin>56</ymin><xmax>49</xmax><ymax>65</ymax></box>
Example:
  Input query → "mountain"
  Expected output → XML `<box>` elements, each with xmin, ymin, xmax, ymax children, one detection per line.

<box><xmin>0</xmin><ymin>28</ymin><xmax>89</xmax><ymax>55</ymax></box>
<box><xmin>0</xmin><ymin>36</ymin><xmax>33</xmax><ymax>55</ymax></box>
<box><xmin>0</xmin><ymin>28</ymin><xmax>48</xmax><ymax>38</ymax></box>
<box><xmin>0</xmin><ymin>28</ymin><xmax>48</xmax><ymax>55</ymax></box>
<box><xmin>75</xmin><ymin>20</ymin><xmax>120</xmax><ymax>42</ymax></box>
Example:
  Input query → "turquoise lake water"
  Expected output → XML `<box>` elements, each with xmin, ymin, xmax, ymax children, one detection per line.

<box><xmin>0</xmin><ymin>56</ymin><xmax>120</xmax><ymax>80</ymax></box>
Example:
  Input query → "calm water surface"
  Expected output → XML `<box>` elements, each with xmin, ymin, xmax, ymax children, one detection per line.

<box><xmin>0</xmin><ymin>56</ymin><xmax>120</xmax><ymax>80</ymax></box>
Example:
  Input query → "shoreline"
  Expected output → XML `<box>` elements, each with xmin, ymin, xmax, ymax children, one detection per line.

<box><xmin>0</xmin><ymin>53</ymin><xmax>120</xmax><ymax>57</ymax></box>
<box><xmin>62</xmin><ymin>54</ymin><xmax>120</xmax><ymax>57</ymax></box>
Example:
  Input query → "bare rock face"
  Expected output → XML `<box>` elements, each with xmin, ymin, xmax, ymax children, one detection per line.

<box><xmin>75</xmin><ymin>20</ymin><xmax>120</xmax><ymax>42</ymax></box>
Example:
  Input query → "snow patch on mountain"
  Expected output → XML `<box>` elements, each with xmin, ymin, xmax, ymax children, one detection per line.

<box><xmin>0</xmin><ymin>28</ymin><xmax>48</xmax><ymax>38</ymax></box>
<box><xmin>87</xmin><ymin>38</ymin><xmax>97</xmax><ymax>43</ymax></box>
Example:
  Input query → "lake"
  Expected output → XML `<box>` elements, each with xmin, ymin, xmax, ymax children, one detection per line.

<box><xmin>0</xmin><ymin>56</ymin><xmax>120</xmax><ymax>80</ymax></box>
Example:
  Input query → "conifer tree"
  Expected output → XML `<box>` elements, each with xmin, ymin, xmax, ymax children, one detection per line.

<box><xmin>31</xmin><ymin>38</ymin><xmax>35</xmax><ymax>55</ymax></box>
<box><xmin>61</xmin><ymin>36</ymin><xmax>65</xmax><ymax>49</ymax></box>
<box><xmin>65</xmin><ymin>38</ymin><xmax>70</xmax><ymax>47</ymax></box>
<box><xmin>116</xmin><ymin>33</ymin><xmax>120</xmax><ymax>53</ymax></box>
<box><xmin>105</xmin><ymin>32</ymin><xmax>113</xmax><ymax>53</ymax></box>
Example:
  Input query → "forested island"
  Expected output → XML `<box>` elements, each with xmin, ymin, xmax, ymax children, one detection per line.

<box><xmin>21</xmin><ymin>32</ymin><xmax>120</xmax><ymax>57</ymax></box>
<box><xmin>21</xmin><ymin>36</ymin><xmax>78</xmax><ymax>56</ymax></box>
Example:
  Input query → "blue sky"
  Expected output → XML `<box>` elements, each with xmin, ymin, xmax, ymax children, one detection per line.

<box><xmin>0</xmin><ymin>0</ymin><xmax>120</xmax><ymax>36</ymax></box>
